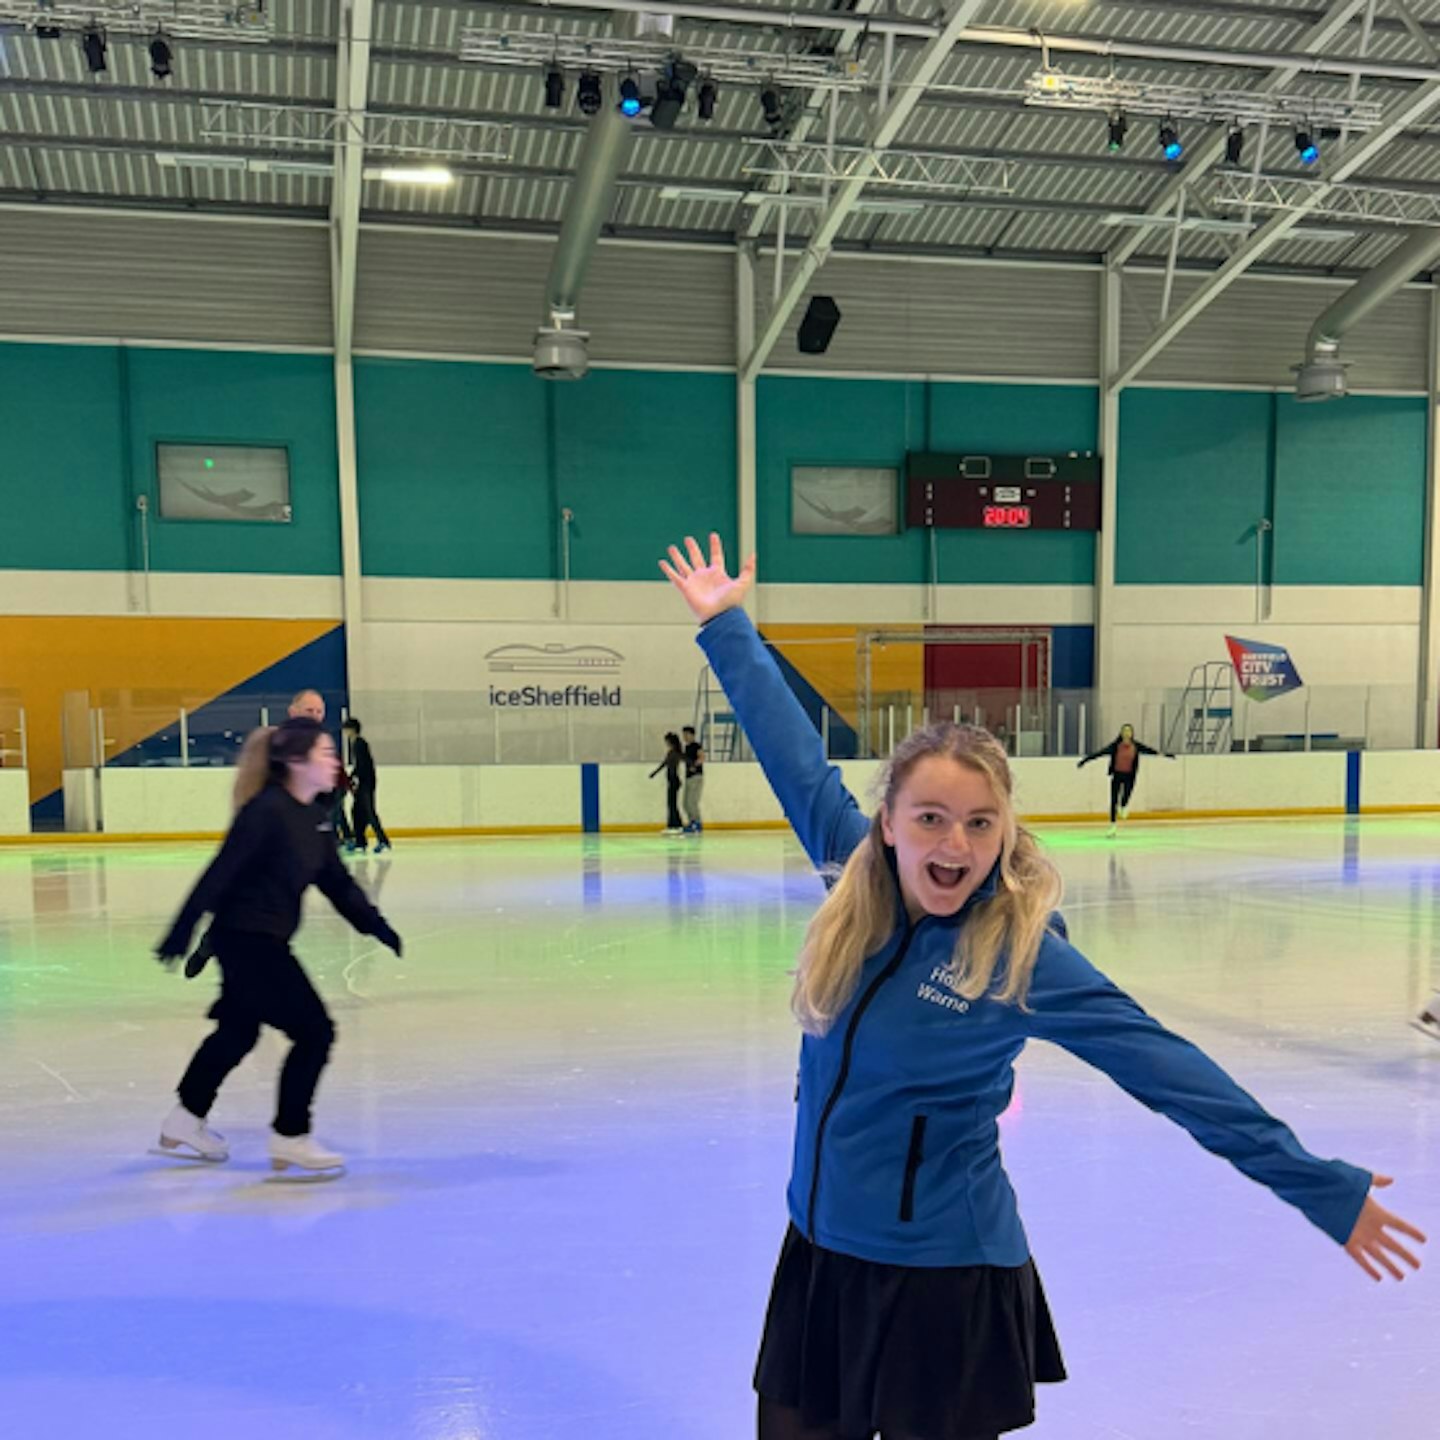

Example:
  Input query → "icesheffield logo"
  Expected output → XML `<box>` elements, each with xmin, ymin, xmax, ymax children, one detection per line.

<box><xmin>488</xmin><ymin>684</ymin><xmax>622</xmax><ymax>707</ymax></box>
<box><xmin>1224</xmin><ymin>636</ymin><xmax>1304</xmax><ymax>703</ymax></box>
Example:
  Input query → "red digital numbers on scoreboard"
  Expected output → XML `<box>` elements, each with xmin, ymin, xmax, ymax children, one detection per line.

<box><xmin>982</xmin><ymin>505</ymin><xmax>1032</xmax><ymax>529</ymax></box>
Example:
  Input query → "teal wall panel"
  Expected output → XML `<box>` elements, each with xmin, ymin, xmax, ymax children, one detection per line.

<box><xmin>1</xmin><ymin>341</ymin><xmax>1424</xmax><ymax>595</ymax></box>
<box><xmin>1272</xmin><ymin>395</ymin><xmax>1424</xmax><ymax>586</ymax></box>
<box><xmin>355</xmin><ymin>361</ymin><xmax>736</xmax><ymax>581</ymax></box>
<box><xmin>1117</xmin><ymin>389</ymin><xmax>1274</xmax><ymax>585</ymax></box>
<box><xmin>1118</xmin><ymin>389</ymin><xmax>1424</xmax><ymax>587</ymax></box>
<box><xmin>757</xmin><ymin>375</ymin><xmax>1098</xmax><ymax>585</ymax></box>
<box><xmin>0</xmin><ymin>344</ymin><xmax>131</xmax><ymax>571</ymax></box>
<box><xmin>0</xmin><ymin>343</ymin><xmax>341</xmax><ymax>575</ymax></box>
<box><xmin>552</xmin><ymin>369</ymin><xmax>736</xmax><ymax>582</ymax></box>
<box><xmin>355</xmin><ymin>358</ymin><xmax>552</xmax><ymax>579</ymax></box>
<box><xmin>131</xmin><ymin>349</ymin><xmax>341</xmax><ymax>576</ymax></box>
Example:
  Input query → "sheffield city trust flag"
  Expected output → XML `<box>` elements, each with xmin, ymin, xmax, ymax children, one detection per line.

<box><xmin>1225</xmin><ymin>636</ymin><xmax>1304</xmax><ymax>703</ymax></box>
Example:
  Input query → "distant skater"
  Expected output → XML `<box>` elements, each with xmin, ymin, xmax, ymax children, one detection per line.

<box><xmin>682</xmin><ymin>725</ymin><xmax>706</xmax><ymax>834</ymax></box>
<box><xmin>1078</xmin><ymin>723</ymin><xmax>1174</xmax><ymax>835</ymax></box>
<box><xmin>343</xmin><ymin>717</ymin><xmax>392</xmax><ymax>854</ymax></box>
<box><xmin>650</xmin><ymin>731</ymin><xmax>684</xmax><ymax>835</ymax></box>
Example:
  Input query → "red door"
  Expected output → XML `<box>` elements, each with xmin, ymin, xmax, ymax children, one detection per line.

<box><xmin>924</xmin><ymin>630</ymin><xmax>1050</xmax><ymax>750</ymax></box>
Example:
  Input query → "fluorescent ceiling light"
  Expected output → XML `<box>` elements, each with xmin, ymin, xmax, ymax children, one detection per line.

<box><xmin>154</xmin><ymin>151</ymin><xmax>250</xmax><ymax>172</ymax></box>
<box><xmin>739</xmin><ymin>192</ymin><xmax>925</xmax><ymax>215</ymax></box>
<box><xmin>659</xmin><ymin>185</ymin><xmax>747</xmax><ymax>202</ymax></box>
<box><xmin>250</xmin><ymin>158</ymin><xmax>335</xmax><ymax>178</ymax></box>
<box><xmin>366</xmin><ymin>165</ymin><xmax>455</xmax><ymax>185</ymax></box>
<box><xmin>1100</xmin><ymin>212</ymin><xmax>1355</xmax><ymax>243</ymax></box>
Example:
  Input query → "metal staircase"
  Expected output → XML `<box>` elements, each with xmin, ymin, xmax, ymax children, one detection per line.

<box><xmin>1167</xmin><ymin>662</ymin><xmax>1235</xmax><ymax>754</ymax></box>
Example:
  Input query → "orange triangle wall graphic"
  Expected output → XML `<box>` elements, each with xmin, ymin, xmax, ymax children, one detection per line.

<box><xmin>761</xmin><ymin>624</ymin><xmax>924</xmax><ymax>730</ymax></box>
<box><xmin>1</xmin><ymin>617</ymin><xmax>339</xmax><ymax>807</ymax></box>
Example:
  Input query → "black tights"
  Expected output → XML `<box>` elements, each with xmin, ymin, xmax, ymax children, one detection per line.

<box><xmin>177</xmin><ymin>930</ymin><xmax>335</xmax><ymax>1137</ymax></box>
<box><xmin>758</xmin><ymin>1398</ymin><xmax>997</xmax><ymax>1440</ymax></box>
<box><xmin>1109</xmin><ymin>771</ymin><xmax>1137</xmax><ymax>823</ymax></box>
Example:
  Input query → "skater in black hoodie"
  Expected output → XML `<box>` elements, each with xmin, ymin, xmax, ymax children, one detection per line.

<box><xmin>154</xmin><ymin>716</ymin><xmax>402</xmax><ymax>1175</ymax></box>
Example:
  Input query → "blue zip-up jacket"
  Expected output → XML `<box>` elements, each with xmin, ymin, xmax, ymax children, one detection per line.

<box><xmin>698</xmin><ymin>607</ymin><xmax>1371</xmax><ymax>1268</ymax></box>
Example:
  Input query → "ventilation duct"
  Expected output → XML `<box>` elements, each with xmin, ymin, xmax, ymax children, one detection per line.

<box><xmin>534</xmin><ymin>14</ymin><xmax>671</xmax><ymax>379</ymax></box>
<box><xmin>1294</xmin><ymin>226</ymin><xmax>1440</xmax><ymax>401</ymax></box>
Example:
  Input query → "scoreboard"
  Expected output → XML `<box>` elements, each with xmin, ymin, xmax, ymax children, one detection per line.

<box><xmin>904</xmin><ymin>452</ymin><xmax>1102</xmax><ymax>532</ymax></box>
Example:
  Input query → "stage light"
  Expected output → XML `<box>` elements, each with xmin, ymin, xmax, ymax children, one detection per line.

<box><xmin>149</xmin><ymin>34</ymin><xmax>174</xmax><ymax>81</ymax></box>
<box><xmin>1296</xmin><ymin>128</ymin><xmax>1320</xmax><ymax>165</ymax></box>
<box><xmin>1106</xmin><ymin>110</ymin><xmax>1127</xmax><ymax>153</ymax></box>
<box><xmin>1158</xmin><ymin>118</ymin><xmax>1183</xmax><ymax>161</ymax></box>
<box><xmin>1225</xmin><ymin>123</ymin><xmax>1244</xmax><ymax>165</ymax></box>
<box><xmin>760</xmin><ymin>86</ymin><xmax>784</xmax><ymax>129</ymax></box>
<box><xmin>543</xmin><ymin>64</ymin><xmax>564</xmax><ymax>110</ymax></box>
<box><xmin>81</xmin><ymin>25</ymin><xmax>107</xmax><ymax>74</ymax></box>
<box><xmin>618</xmin><ymin>76</ymin><xmax>643</xmax><ymax>117</ymax></box>
<box><xmin>697</xmin><ymin>79</ymin><xmax>717</xmax><ymax>121</ymax></box>
<box><xmin>576</xmin><ymin>71</ymin><xmax>602</xmax><ymax>116</ymax></box>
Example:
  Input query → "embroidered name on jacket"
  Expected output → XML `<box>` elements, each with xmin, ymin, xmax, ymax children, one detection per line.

<box><xmin>917</xmin><ymin>965</ymin><xmax>970</xmax><ymax>1014</ymax></box>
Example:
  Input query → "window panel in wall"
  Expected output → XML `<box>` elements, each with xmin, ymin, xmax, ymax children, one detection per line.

<box><xmin>791</xmin><ymin>466</ymin><xmax>900</xmax><ymax>536</ymax></box>
<box><xmin>157</xmin><ymin>444</ymin><xmax>293</xmax><ymax>523</ymax></box>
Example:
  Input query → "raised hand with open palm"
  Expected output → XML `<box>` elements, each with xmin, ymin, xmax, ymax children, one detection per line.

<box><xmin>659</xmin><ymin>533</ymin><xmax>756</xmax><ymax>623</ymax></box>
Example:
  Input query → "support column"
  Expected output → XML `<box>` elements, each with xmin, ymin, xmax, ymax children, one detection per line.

<box><xmin>330</xmin><ymin>0</ymin><xmax>372</xmax><ymax>695</ymax></box>
<box><xmin>334</xmin><ymin>354</ymin><xmax>365</xmax><ymax>691</ymax></box>
<box><xmin>1094</xmin><ymin>264</ymin><xmax>1122</xmax><ymax>739</ymax></box>
<box><xmin>1419</xmin><ymin>284</ymin><xmax>1440</xmax><ymax>747</ymax></box>
<box><xmin>737</xmin><ymin>241</ymin><xmax>759</xmax><ymax>618</ymax></box>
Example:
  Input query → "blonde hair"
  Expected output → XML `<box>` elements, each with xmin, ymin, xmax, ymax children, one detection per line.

<box><xmin>233</xmin><ymin>726</ymin><xmax>277</xmax><ymax>812</ymax></box>
<box><xmin>793</xmin><ymin>723</ymin><xmax>1063</xmax><ymax>1035</ymax></box>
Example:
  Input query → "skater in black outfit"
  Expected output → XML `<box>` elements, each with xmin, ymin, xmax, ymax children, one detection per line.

<box><xmin>1078</xmin><ymin>723</ymin><xmax>1173</xmax><ymax>835</ymax></box>
<box><xmin>343</xmin><ymin>717</ymin><xmax>391</xmax><ymax>854</ymax></box>
<box><xmin>186</xmin><ymin>687</ymin><xmax>346</xmax><ymax>981</ymax></box>
<box><xmin>154</xmin><ymin>717</ymin><xmax>402</xmax><ymax>1174</ymax></box>
<box><xmin>681</xmin><ymin>724</ymin><xmax>705</xmax><ymax>834</ymax></box>
<box><xmin>650</xmin><ymin>731</ymin><xmax>685</xmax><ymax>835</ymax></box>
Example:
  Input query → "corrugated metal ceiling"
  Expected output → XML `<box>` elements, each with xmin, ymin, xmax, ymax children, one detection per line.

<box><xmin>4</xmin><ymin>0</ymin><xmax>1440</xmax><ymax>275</ymax></box>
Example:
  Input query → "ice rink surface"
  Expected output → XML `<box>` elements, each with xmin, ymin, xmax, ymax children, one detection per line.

<box><xmin>1</xmin><ymin>816</ymin><xmax>1436</xmax><ymax>1439</ymax></box>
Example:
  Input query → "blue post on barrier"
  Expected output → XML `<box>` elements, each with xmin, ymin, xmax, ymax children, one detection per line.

<box><xmin>1345</xmin><ymin>751</ymin><xmax>1361</xmax><ymax>816</ymax></box>
<box><xmin>581</xmin><ymin>762</ymin><xmax>600</xmax><ymax>833</ymax></box>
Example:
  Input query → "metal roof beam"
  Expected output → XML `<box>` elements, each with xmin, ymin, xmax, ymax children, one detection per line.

<box><xmin>330</xmin><ymin>0</ymin><xmax>371</xmax><ymax>359</ymax></box>
<box><xmin>739</xmin><ymin>0</ymin><xmax>990</xmax><ymax>382</ymax></box>
<box><xmin>1114</xmin><ymin>75</ymin><xmax>1440</xmax><ymax>389</ymax></box>
<box><xmin>741</xmin><ymin>0</ymin><xmax>882</xmax><ymax>240</ymax></box>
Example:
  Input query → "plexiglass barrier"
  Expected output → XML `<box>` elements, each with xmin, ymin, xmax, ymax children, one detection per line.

<box><xmin>59</xmin><ymin>680</ymin><xmax>1422</xmax><ymax>770</ymax></box>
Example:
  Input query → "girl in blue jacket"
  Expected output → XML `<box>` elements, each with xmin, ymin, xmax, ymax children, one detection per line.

<box><xmin>661</xmin><ymin>534</ymin><xmax>1424</xmax><ymax>1440</ymax></box>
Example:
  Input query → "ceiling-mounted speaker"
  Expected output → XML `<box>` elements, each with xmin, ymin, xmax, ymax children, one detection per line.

<box><xmin>797</xmin><ymin>295</ymin><xmax>841</xmax><ymax>355</ymax></box>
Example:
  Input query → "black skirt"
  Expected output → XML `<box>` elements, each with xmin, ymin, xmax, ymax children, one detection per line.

<box><xmin>754</xmin><ymin>1225</ymin><xmax>1066</xmax><ymax>1439</ymax></box>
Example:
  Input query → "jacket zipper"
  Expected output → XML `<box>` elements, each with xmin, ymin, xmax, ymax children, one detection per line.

<box><xmin>899</xmin><ymin>1114</ymin><xmax>928</xmax><ymax>1222</ymax></box>
<box><xmin>806</xmin><ymin>920</ymin><xmax>919</xmax><ymax>1240</ymax></box>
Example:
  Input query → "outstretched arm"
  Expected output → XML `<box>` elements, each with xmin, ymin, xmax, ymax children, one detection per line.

<box><xmin>1076</xmin><ymin>741</ymin><xmax>1113</xmax><ymax>770</ymax></box>
<box><xmin>1026</xmin><ymin>939</ymin><xmax>1425</xmax><ymax>1280</ymax></box>
<box><xmin>661</xmin><ymin>533</ymin><xmax>870</xmax><ymax>869</ymax></box>
<box><xmin>314</xmin><ymin>843</ymin><xmax>400</xmax><ymax>952</ymax></box>
<box><xmin>156</xmin><ymin>801</ymin><xmax>269</xmax><ymax>959</ymax></box>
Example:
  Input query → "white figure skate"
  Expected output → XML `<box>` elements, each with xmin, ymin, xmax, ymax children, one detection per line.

<box><xmin>154</xmin><ymin>1103</ymin><xmax>229</xmax><ymax>1162</ymax></box>
<box><xmin>269</xmin><ymin>1132</ymin><xmax>346</xmax><ymax>1179</ymax></box>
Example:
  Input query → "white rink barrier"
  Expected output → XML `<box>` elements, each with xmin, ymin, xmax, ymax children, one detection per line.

<box><xmin>0</xmin><ymin>770</ymin><xmax>28</xmax><ymax>834</ymax></box>
<box><xmin>19</xmin><ymin>749</ymin><xmax>1440</xmax><ymax>837</ymax></box>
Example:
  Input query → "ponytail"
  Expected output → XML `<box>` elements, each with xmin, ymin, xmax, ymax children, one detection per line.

<box><xmin>232</xmin><ymin>726</ymin><xmax>276</xmax><ymax>812</ymax></box>
<box><xmin>231</xmin><ymin>716</ymin><xmax>329</xmax><ymax>812</ymax></box>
